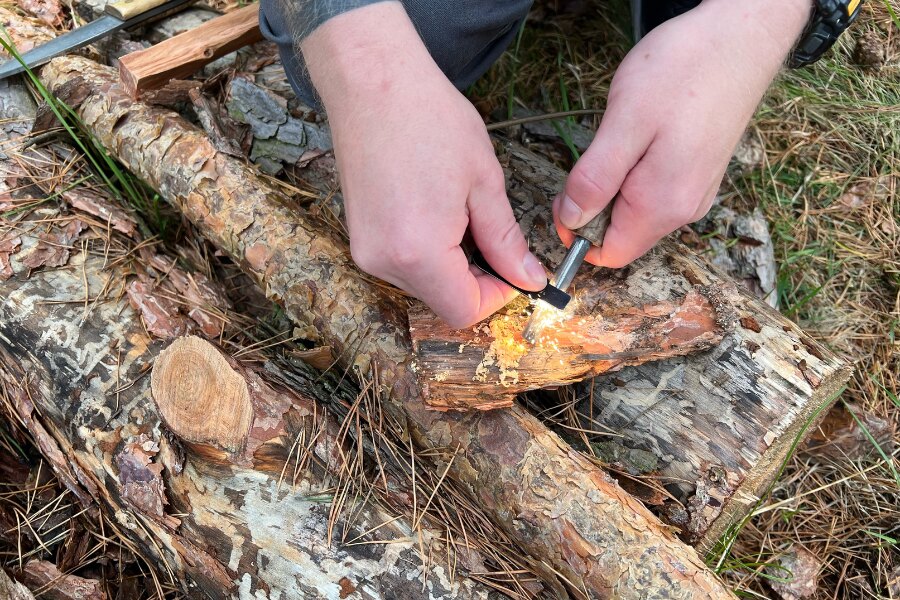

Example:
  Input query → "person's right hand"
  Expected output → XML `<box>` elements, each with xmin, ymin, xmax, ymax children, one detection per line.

<box><xmin>302</xmin><ymin>2</ymin><xmax>547</xmax><ymax>328</ymax></box>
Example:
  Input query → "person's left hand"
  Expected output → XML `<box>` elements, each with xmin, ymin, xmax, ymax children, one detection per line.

<box><xmin>555</xmin><ymin>0</ymin><xmax>811</xmax><ymax>267</ymax></box>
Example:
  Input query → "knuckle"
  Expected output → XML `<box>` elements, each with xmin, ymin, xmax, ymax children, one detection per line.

<box><xmin>667</xmin><ymin>193</ymin><xmax>703</xmax><ymax>226</ymax></box>
<box><xmin>381</xmin><ymin>233</ymin><xmax>429</xmax><ymax>273</ymax></box>
<box><xmin>570</xmin><ymin>162</ymin><xmax>615</xmax><ymax>202</ymax></box>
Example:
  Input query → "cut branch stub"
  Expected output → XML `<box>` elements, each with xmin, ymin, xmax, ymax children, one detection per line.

<box><xmin>152</xmin><ymin>336</ymin><xmax>253</xmax><ymax>460</ymax></box>
<box><xmin>410</xmin><ymin>253</ymin><xmax>735</xmax><ymax>410</ymax></box>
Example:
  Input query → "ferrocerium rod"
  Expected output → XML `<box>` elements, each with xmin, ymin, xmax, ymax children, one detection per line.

<box><xmin>521</xmin><ymin>236</ymin><xmax>590</xmax><ymax>343</ymax></box>
<box><xmin>521</xmin><ymin>201</ymin><xmax>614</xmax><ymax>344</ymax></box>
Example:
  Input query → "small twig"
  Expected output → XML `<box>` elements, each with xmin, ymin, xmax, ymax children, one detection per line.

<box><xmin>485</xmin><ymin>108</ymin><xmax>604</xmax><ymax>131</ymax></box>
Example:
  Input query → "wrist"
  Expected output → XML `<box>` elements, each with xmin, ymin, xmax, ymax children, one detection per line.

<box><xmin>301</xmin><ymin>2</ymin><xmax>444</xmax><ymax>116</ymax></box>
<box><xmin>698</xmin><ymin>0</ymin><xmax>813</xmax><ymax>59</ymax></box>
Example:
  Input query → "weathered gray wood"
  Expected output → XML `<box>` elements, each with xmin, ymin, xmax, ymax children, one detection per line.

<box><xmin>0</xmin><ymin>222</ymin><xmax>495</xmax><ymax>600</ymax></box>
<box><xmin>498</xmin><ymin>144</ymin><xmax>851</xmax><ymax>551</ymax></box>
<box><xmin>0</xmin><ymin>49</ymin><xmax>493</xmax><ymax>596</ymax></box>
<box><xmin>0</xmin><ymin>569</ymin><xmax>36</xmax><ymax>600</ymax></box>
<box><xmin>226</xmin><ymin>78</ymin><xmax>331</xmax><ymax>174</ymax></box>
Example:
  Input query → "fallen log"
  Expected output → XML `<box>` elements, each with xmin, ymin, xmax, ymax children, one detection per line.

<box><xmin>497</xmin><ymin>145</ymin><xmax>851</xmax><ymax>551</ymax></box>
<box><xmin>0</xmin><ymin>219</ymin><xmax>496</xmax><ymax>599</ymax></box>
<box><xmin>0</xmin><ymin>63</ymin><xmax>495</xmax><ymax>597</ymax></box>
<box><xmin>39</xmin><ymin>56</ymin><xmax>737</xmax><ymax>598</ymax></box>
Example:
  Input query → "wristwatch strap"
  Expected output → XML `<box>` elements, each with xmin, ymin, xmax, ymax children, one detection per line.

<box><xmin>789</xmin><ymin>0</ymin><xmax>864</xmax><ymax>67</ymax></box>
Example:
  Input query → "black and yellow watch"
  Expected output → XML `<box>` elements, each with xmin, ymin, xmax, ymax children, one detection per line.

<box><xmin>789</xmin><ymin>0</ymin><xmax>865</xmax><ymax>67</ymax></box>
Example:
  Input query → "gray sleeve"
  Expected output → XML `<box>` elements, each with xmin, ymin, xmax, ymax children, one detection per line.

<box><xmin>271</xmin><ymin>0</ymin><xmax>395</xmax><ymax>42</ymax></box>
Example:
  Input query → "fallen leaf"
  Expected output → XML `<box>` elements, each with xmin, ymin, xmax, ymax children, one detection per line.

<box><xmin>23</xmin><ymin>560</ymin><xmax>106</xmax><ymax>600</ymax></box>
<box><xmin>126</xmin><ymin>279</ymin><xmax>190</xmax><ymax>339</ymax></box>
<box><xmin>290</xmin><ymin>345</ymin><xmax>334</xmax><ymax>370</ymax></box>
<box><xmin>853</xmin><ymin>30</ymin><xmax>885</xmax><ymax>69</ymax></box>
<box><xmin>0</xmin><ymin>234</ymin><xmax>22</xmax><ymax>280</ymax></box>
<box><xmin>766</xmin><ymin>545</ymin><xmax>822</xmax><ymax>600</ymax></box>
<box><xmin>838</xmin><ymin>182</ymin><xmax>870</xmax><ymax>210</ymax></box>
<box><xmin>17</xmin><ymin>0</ymin><xmax>64</xmax><ymax>27</ymax></box>
<box><xmin>803</xmin><ymin>402</ymin><xmax>895</xmax><ymax>461</ymax></box>
<box><xmin>21</xmin><ymin>219</ymin><xmax>84</xmax><ymax>270</ymax></box>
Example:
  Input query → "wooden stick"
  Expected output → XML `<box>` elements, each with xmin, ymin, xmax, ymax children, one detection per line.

<box><xmin>117</xmin><ymin>3</ymin><xmax>262</xmax><ymax>97</ymax></box>
<box><xmin>40</xmin><ymin>56</ymin><xmax>737</xmax><ymax>599</ymax></box>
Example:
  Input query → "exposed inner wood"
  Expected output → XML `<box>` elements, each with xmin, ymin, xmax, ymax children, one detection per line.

<box><xmin>0</xmin><ymin>224</ymin><xmax>494</xmax><ymax>600</ymax></box>
<box><xmin>117</xmin><ymin>3</ymin><xmax>263</xmax><ymax>97</ymax></box>
<box><xmin>410</xmin><ymin>255</ymin><xmax>734</xmax><ymax>409</ymax></box>
<box><xmin>497</xmin><ymin>145</ymin><xmax>852</xmax><ymax>551</ymax></box>
<box><xmin>151</xmin><ymin>336</ymin><xmax>254</xmax><ymax>457</ymax></box>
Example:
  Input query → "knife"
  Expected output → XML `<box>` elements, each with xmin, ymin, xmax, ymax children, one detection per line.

<box><xmin>0</xmin><ymin>0</ymin><xmax>195</xmax><ymax>80</ymax></box>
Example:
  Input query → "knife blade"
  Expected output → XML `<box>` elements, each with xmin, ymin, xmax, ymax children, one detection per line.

<box><xmin>0</xmin><ymin>0</ymin><xmax>194</xmax><ymax>80</ymax></box>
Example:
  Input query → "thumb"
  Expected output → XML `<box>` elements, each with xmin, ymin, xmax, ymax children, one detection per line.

<box><xmin>559</xmin><ymin>107</ymin><xmax>654</xmax><ymax>231</ymax></box>
<box><xmin>468</xmin><ymin>170</ymin><xmax>547</xmax><ymax>292</ymax></box>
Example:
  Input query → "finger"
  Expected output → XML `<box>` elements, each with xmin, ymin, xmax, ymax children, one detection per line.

<box><xmin>468</xmin><ymin>169</ymin><xmax>547</xmax><ymax>292</ymax></box>
<box><xmin>558</xmin><ymin>104</ymin><xmax>655</xmax><ymax>231</ymax></box>
<box><xmin>398</xmin><ymin>245</ymin><xmax>517</xmax><ymax>329</ymax></box>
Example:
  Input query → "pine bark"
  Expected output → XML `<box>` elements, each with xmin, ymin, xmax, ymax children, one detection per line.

<box><xmin>38</xmin><ymin>56</ymin><xmax>737</xmax><ymax>599</ymax></box>
<box><xmin>409</xmin><ymin>254</ymin><xmax>734</xmax><ymax>409</ymax></box>
<box><xmin>0</xmin><ymin>57</ymin><xmax>492</xmax><ymax>599</ymax></box>
<box><xmin>0</xmin><ymin>220</ymin><xmax>495</xmax><ymax>600</ymax></box>
<box><xmin>496</xmin><ymin>145</ymin><xmax>851</xmax><ymax>551</ymax></box>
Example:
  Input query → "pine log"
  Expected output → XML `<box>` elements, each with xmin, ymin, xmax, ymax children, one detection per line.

<box><xmin>496</xmin><ymin>145</ymin><xmax>851</xmax><ymax>551</ymax></box>
<box><xmin>0</xmin><ymin>62</ymin><xmax>493</xmax><ymax>596</ymax></box>
<box><xmin>409</xmin><ymin>254</ymin><xmax>734</xmax><ymax>409</ymax></box>
<box><xmin>0</xmin><ymin>220</ymin><xmax>495</xmax><ymax>599</ymax></box>
<box><xmin>39</xmin><ymin>56</ymin><xmax>736</xmax><ymax>599</ymax></box>
<box><xmin>118</xmin><ymin>4</ymin><xmax>263</xmax><ymax>98</ymax></box>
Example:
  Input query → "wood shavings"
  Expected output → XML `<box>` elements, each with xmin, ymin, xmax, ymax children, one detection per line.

<box><xmin>473</xmin><ymin>317</ymin><xmax>528</xmax><ymax>386</ymax></box>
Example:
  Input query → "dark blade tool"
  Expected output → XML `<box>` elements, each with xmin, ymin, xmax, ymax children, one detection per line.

<box><xmin>0</xmin><ymin>0</ymin><xmax>194</xmax><ymax>80</ymax></box>
<box><xmin>471</xmin><ymin>251</ymin><xmax>570</xmax><ymax>310</ymax></box>
<box><xmin>522</xmin><ymin>201</ymin><xmax>614</xmax><ymax>343</ymax></box>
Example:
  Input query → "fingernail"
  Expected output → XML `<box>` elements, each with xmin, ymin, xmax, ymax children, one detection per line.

<box><xmin>559</xmin><ymin>195</ymin><xmax>583</xmax><ymax>229</ymax></box>
<box><xmin>523</xmin><ymin>252</ymin><xmax>548</xmax><ymax>287</ymax></box>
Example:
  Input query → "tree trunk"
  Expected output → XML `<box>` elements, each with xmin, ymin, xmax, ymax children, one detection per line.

<box><xmin>38</xmin><ymin>56</ymin><xmax>738</xmax><ymax>599</ymax></box>
<box><xmin>496</xmin><ymin>145</ymin><xmax>852</xmax><ymax>551</ymax></box>
<box><xmin>0</xmin><ymin>64</ymin><xmax>494</xmax><ymax>598</ymax></box>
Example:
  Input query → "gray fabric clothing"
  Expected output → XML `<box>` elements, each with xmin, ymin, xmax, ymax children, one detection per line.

<box><xmin>259</xmin><ymin>0</ymin><xmax>533</xmax><ymax>109</ymax></box>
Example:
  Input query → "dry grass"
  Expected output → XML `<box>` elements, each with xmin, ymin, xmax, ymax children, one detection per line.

<box><xmin>475</xmin><ymin>1</ymin><xmax>899</xmax><ymax>597</ymax></box>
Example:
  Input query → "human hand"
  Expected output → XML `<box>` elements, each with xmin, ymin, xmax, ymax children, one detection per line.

<box><xmin>555</xmin><ymin>0</ymin><xmax>811</xmax><ymax>266</ymax></box>
<box><xmin>302</xmin><ymin>2</ymin><xmax>546</xmax><ymax>328</ymax></box>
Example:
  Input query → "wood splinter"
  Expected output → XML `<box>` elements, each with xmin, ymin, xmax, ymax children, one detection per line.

<box><xmin>117</xmin><ymin>3</ymin><xmax>263</xmax><ymax>97</ymax></box>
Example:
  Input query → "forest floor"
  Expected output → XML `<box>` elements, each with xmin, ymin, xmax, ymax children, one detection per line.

<box><xmin>0</xmin><ymin>0</ymin><xmax>897</xmax><ymax>598</ymax></box>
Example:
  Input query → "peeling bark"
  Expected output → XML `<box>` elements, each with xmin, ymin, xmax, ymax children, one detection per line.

<box><xmin>410</xmin><ymin>259</ymin><xmax>733</xmax><ymax>409</ymax></box>
<box><xmin>0</xmin><ymin>58</ymin><xmax>493</xmax><ymax>596</ymax></box>
<box><xmin>496</xmin><ymin>143</ymin><xmax>851</xmax><ymax>551</ymax></box>
<box><xmin>37</xmin><ymin>56</ymin><xmax>738</xmax><ymax>599</ymax></box>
